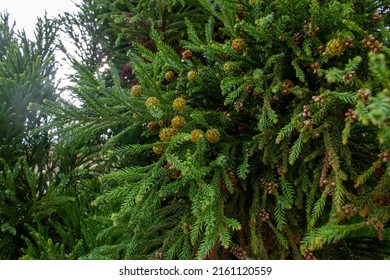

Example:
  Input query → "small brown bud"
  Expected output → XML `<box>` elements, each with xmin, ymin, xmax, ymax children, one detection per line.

<box><xmin>147</xmin><ymin>121</ymin><xmax>158</xmax><ymax>131</ymax></box>
<box><xmin>181</xmin><ymin>49</ymin><xmax>193</xmax><ymax>60</ymax></box>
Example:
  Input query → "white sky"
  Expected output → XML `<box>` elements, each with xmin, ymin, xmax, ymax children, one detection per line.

<box><xmin>1</xmin><ymin>0</ymin><xmax>80</xmax><ymax>39</ymax></box>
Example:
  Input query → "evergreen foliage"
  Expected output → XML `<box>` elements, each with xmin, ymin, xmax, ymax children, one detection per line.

<box><xmin>0</xmin><ymin>12</ymin><xmax>59</xmax><ymax>259</ymax></box>
<box><xmin>0</xmin><ymin>10</ymin><xmax>107</xmax><ymax>260</ymax></box>
<box><xmin>19</xmin><ymin>139</ymin><xmax>113</xmax><ymax>260</ymax></box>
<box><xmin>0</xmin><ymin>13</ymin><xmax>57</xmax><ymax>165</ymax></box>
<box><xmin>3</xmin><ymin>0</ymin><xmax>390</xmax><ymax>260</ymax></box>
<box><xmin>58</xmin><ymin>0</ymin><xmax>110</xmax><ymax>71</ymax></box>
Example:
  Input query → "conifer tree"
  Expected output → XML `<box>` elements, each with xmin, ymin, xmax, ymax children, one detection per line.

<box><xmin>18</xmin><ymin>137</ymin><xmax>115</xmax><ymax>260</ymax></box>
<box><xmin>37</xmin><ymin>0</ymin><xmax>389</xmax><ymax>259</ymax></box>
<box><xmin>0</xmin><ymin>12</ymin><xmax>60</xmax><ymax>259</ymax></box>
<box><xmin>58</xmin><ymin>0</ymin><xmax>110</xmax><ymax>72</ymax></box>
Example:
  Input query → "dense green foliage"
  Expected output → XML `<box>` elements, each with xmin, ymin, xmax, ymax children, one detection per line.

<box><xmin>0</xmin><ymin>11</ymin><xmax>108</xmax><ymax>260</ymax></box>
<box><xmin>0</xmin><ymin>13</ymin><xmax>59</xmax><ymax>259</ymax></box>
<box><xmin>1</xmin><ymin>0</ymin><xmax>389</xmax><ymax>260</ymax></box>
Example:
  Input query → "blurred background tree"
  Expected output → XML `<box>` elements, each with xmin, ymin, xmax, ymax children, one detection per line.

<box><xmin>0</xmin><ymin>12</ymin><xmax>59</xmax><ymax>259</ymax></box>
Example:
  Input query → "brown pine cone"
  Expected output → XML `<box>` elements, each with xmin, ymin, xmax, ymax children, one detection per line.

<box><xmin>181</xmin><ymin>49</ymin><xmax>192</xmax><ymax>60</ymax></box>
<box><xmin>154</xmin><ymin>251</ymin><xmax>164</xmax><ymax>260</ymax></box>
<box><xmin>304</xmin><ymin>250</ymin><xmax>318</xmax><ymax>260</ymax></box>
<box><xmin>292</xmin><ymin>33</ymin><xmax>303</xmax><ymax>45</ymax></box>
<box><xmin>230</xmin><ymin>243</ymin><xmax>247</xmax><ymax>260</ymax></box>
<box><xmin>259</xmin><ymin>210</ymin><xmax>270</xmax><ymax>222</ymax></box>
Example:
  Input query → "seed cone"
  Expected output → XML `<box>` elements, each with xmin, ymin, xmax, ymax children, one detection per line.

<box><xmin>326</xmin><ymin>39</ymin><xmax>345</xmax><ymax>57</ymax></box>
<box><xmin>205</xmin><ymin>128</ymin><xmax>221</xmax><ymax>143</ymax></box>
